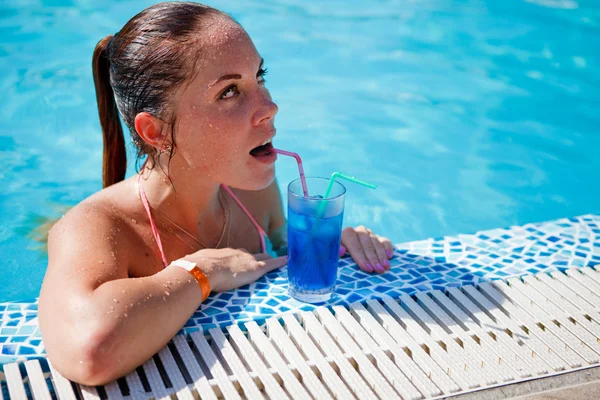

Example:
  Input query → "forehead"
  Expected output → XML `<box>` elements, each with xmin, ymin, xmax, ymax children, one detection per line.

<box><xmin>194</xmin><ymin>19</ymin><xmax>260</xmax><ymax>71</ymax></box>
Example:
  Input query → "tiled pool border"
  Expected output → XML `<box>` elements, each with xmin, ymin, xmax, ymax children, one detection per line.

<box><xmin>1</xmin><ymin>213</ymin><xmax>599</xmax><ymax>367</ymax></box>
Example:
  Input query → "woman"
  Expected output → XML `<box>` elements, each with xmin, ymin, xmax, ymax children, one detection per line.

<box><xmin>39</xmin><ymin>2</ymin><xmax>394</xmax><ymax>386</ymax></box>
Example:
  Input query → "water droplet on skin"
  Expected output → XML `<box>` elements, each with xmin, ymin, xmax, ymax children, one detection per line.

<box><xmin>164</xmin><ymin>291</ymin><xmax>170</xmax><ymax>296</ymax></box>
<box><xmin>123</xmin><ymin>313</ymin><xmax>128</xmax><ymax>318</ymax></box>
<box><xmin>113</xmin><ymin>299</ymin><xmax>119</xmax><ymax>303</ymax></box>
<box><xmin>132</xmin><ymin>219</ymin><xmax>137</xmax><ymax>224</ymax></box>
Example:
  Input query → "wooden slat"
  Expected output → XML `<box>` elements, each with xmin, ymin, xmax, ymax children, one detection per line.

<box><xmin>551</xmin><ymin>271</ymin><xmax>600</xmax><ymax>309</ymax></box>
<box><xmin>378</xmin><ymin>293</ymin><xmax>477</xmax><ymax>389</ymax></box>
<box><xmin>157</xmin><ymin>345</ymin><xmax>195</xmax><ymax>400</ymax></box>
<box><xmin>446</xmin><ymin>287</ymin><xmax>549</xmax><ymax>375</ymax></box>
<box><xmin>430</xmin><ymin>289</ymin><xmax>533</xmax><ymax>379</ymax></box>
<box><xmin>399</xmin><ymin>293</ymin><xmax>495</xmax><ymax>387</ymax></box>
<box><xmin>366</xmin><ymin>297</ymin><xmax>465</xmax><ymax>392</ymax></box>
<box><xmin>227</xmin><ymin>324</ymin><xmax>292</xmax><ymax>400</ymax></box>
<box><xmin>245</xmin><ymin>321</ymin><xmax>311</xmax><ymax>399</ymax></box>
<box><xmin>537</xmin><ymin>273</ymin><xmax>598</xmax><ymax>314</ymax></box>
<box><xmin>103</xmin><ymin>380</ymin><xmax>124</xmax><ymax>400</ymax></box>
<box><xmin>462</xmin><ymin>285</ymin><xmax>568</xmax><ymax>372</ymax></box>
<box><xmin>48</xmin><ymin>361</ymin><xmax>78</xmax><ymax>400</ymax></box>
<box><xmin>172</xmin><ymin>334</ymin><xmax>218</xmax><ymax>400</ymax></box>
<box><xmin>209</xmin><ymin>328</ymin><xmax>264</xmax><ymax>399</ymax></box>
<box><xmin>140</xmin><ymin>357</ymin><xmax>171</xmax><ymax>400</ymax></box>
<box><xmin>334</xmin><ymin>304</ymin><xmax>425</xmax><ymax>399</ymax></box>
<box><xmin>266</xmin><ymin>318</ymin><xmax>333</xmax><ymax>399</ymax></box>
<box><xmin>24</xmin><ymin>360</ymin><xmax>52</xmax><ymax>400</ymax></box>
<box><xmin>78</xmin><ymin>384</ymin><xmax>101</xmax><ymax>400</ymax></box>
<box><xmin>124</xmin><ymin>369</ymin><xmax>148</xmax><ymax>400</ymax></box>
<box><xmin>482</xmin><ymin>281</ymin><xmax>586</xmax><ymax>367</ymax></box>
<box><xmin>301</xmin><ymin>311</ymin><xmax>377</xmax><ymax>399</ymax></box>
<box><xmin>280</xmin><ymin>314</ymin><xmax>355</xmax><ymax>399</ymax></box>
<box><xmin>348</xmin><ymin>302</ymin><xmax>443</xmax><ymax>397</ymax></box>
<box><xmin>4</xmin><ymin>363</ymin><xmax>27</xmax><ymax>400</ymax></box>
<box><xmin>566</xmin><ymin>269</ymin><xmax>600</xmax><ymax>303</ymax></box>
<box><xmin>190</xmin><ymin>331</ymin><xmax>241</xmax><ymax>400</ymax></box>
<box><xmin>315</xmin><ymin>307</ymin><xmax>401</xmax><ymax>399</ymax></box>
<box><xmin>414</xmin><ymin>291</ymin><xmax>514</xmax><ymax>382</ymax></box>
<box><xmin>512</xmin><ymin>277</ymin><xmax>600</xmax><ymax>357</ymax></box>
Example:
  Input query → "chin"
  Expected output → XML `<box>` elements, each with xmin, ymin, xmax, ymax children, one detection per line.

<box><xmin>234</xmin><ymin>167</ymin><xmax>276</xmax><ymax>191</ymax></box>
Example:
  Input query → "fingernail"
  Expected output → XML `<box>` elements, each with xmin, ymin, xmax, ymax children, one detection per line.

<box><xmin>382</xmin><ymin>258</ymin><xmax>390</xmax><ymax>268</ymax></box>
<box><xmin>375</xmin><ymin>263</ymin><xmax>385</xmax><ymax>273</ymax></box>
<box><xmin>386</xmin><ymin>249</ymin><xmax>393</xmax><ymax>258</ymax></box>
<box><xmin>339</xmin><ymin>245</ymin><xmax>347</xmax><ymax>257</ymax></box>
<box><xmin>284</xmin><ymin>255</ymin><xmax>289</xmax><ymax>262</ymax></box>
<box><xmin>364</xmin><ymin>263</ymin><xmax>374</xmax><ymax>272</ymax></box>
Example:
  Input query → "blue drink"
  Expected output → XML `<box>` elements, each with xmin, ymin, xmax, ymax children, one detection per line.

<box><xmin>287</xmin><ymin>178</ymin><xmax>346</xmax><ymax>303</ymax></box>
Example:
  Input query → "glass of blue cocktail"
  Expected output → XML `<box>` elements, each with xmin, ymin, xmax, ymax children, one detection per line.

<box><xmin>287</xmin><ymin>177</ymin><xmax>346</xmax><ymax>303</ymax></box>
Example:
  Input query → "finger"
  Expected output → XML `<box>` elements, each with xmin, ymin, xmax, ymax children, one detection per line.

<box><xmin>343</xmin><ymin>231</ymin><xmax>372</xmax><ymax>272</ymax></box>
<box><xmin>380</xmin><ymin>238</ymin><xmax>394</xmax><ymax>259</ymax></box>
<box><xmin>371</xmin><ymin>235</ymin><xmax>390</xmax><ymax>270</ymax></box>
<box><xmin>357</xmin><ymin>230</ymin><xmax>385</xmax><ymax>273</ymax></box>
<box><xmin>256</xmin><ymin>255</ymin><xmax>289</xmax><ymax>273</ymax></box>
<box><xmin>253</xmin><ymin>252</ymin><xmax>272</xmax><ymax>261</ymax></box>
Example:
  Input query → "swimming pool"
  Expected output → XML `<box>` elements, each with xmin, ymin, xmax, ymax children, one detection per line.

<box><xmin>0</xmin><ymin>0</ymin><xmax>598</xmax><ymax>302</ymax></box>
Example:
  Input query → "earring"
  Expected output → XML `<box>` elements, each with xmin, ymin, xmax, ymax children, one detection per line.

<box><xmin>160</xmin><ymin>144</ymin><xmax>172</xmax><ymax>154</ymax></box>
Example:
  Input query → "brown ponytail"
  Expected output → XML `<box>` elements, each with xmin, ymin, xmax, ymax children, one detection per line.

<box><xmin>92</xmin><ymin>35</ymin><xmax>126</xmax><ymax>188</ymax></box>
<box><xmin>90</xmin><ymin>3</ymin><xmax>230</xmax><ymax>186</ymax></box>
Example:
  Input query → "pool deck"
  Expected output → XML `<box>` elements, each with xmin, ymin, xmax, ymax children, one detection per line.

<box><xmin>1</xmin><ymin>213</ymin><xmax>599</xmax><ymax>398</ymax></box>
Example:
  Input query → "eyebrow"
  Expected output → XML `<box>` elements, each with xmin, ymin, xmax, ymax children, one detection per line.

<box><xmin>207</xmin><ymin>59</ymin><xmax>264</xmax><ymax>88</ymax></box>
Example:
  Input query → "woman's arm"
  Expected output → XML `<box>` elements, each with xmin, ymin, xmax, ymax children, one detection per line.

<box><xmin>39</xmin><ymin>203</ymin><xmax>204</xmax><ymax>385</ymax></box>
<box><xmin>39</xmin><ymin>202</ymin><xmax>287</xmax><ymax>385</ymax></box>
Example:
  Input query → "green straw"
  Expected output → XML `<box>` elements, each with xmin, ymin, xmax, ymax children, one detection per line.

<box><xmin>317</xmin><ymin>172</ymin><xmax>377</xmax><ymax>217</ymax></box>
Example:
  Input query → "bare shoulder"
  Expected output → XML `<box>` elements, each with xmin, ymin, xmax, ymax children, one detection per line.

<box><xmin>45</xmin><ymin>180</ymin><xmax>140</xmax><ymax>294</ymax></box>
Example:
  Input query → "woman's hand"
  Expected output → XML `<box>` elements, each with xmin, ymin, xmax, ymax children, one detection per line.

<box><xmin>181</xmin><ymin>248</ymin><xmax>288</xmax><ymax>292</ymax></box>
<box><xmin>341</xmin><ymin>226</ymin><xmax>393</xmax><ymax>274</ymax></box>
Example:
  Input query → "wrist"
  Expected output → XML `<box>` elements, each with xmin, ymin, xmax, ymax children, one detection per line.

<box><xmin>169</xmin><ymin>259</ymin><xmax>211</xmax><ymax>301</ymax></box>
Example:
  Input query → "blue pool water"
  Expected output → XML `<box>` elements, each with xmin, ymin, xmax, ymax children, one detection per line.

<box><xmin>0</xmin><ymin>0</ymin><xmax>599</xmax><ymax>302</ymax></box>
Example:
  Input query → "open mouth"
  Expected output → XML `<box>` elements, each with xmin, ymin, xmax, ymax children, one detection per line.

<box><xmin>249</xmin><ymin>141</ymin><xmax>274</xmax><ymax>157</ymax></box>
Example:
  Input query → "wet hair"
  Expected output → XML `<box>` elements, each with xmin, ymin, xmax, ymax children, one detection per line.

<box><xmin>92</xmin><ymin>2</ymin><xmax>230</xmax><ymax>187</ymax></box>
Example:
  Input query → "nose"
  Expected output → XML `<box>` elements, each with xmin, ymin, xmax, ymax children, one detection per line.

<box><xmin>252</xmin><ymin>89</ymin><xmax>278</xmax><ymax>126</ymax></box>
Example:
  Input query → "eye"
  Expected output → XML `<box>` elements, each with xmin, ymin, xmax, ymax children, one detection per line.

<box><xmin>219</xmin><ymin>84</ymin><xmax>239</xmax><ymax>100</ymax></box>
<box><xmin>257</xmin><ymin>67</ymin><xmax>268</xmax><ymax>83</ymax></box>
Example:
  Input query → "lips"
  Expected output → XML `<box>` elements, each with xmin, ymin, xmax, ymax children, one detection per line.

<box><xmin>249</xmin><ymin>141</ymin><xmax>274</xmax><ymax>157</ymax></box>
<box><xmin>249</xmin><ymin>141</ymin><xmax>277</xmax><ymax>164</ymax></box>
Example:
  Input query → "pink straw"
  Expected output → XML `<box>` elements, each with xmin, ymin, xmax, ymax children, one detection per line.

<box><xmin>272</xmin><ymin>148</ymin><xmax>309</xmax><ymax>197</ymax></box>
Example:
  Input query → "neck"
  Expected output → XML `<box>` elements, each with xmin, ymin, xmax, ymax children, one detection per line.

<box><xmin>139</xmin><ymin>162</ymin><xmax>224</xmax><ymax>245</ymax></box>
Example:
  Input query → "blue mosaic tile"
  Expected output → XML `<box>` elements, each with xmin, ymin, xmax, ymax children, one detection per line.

<box><xmin>2</xmin><ymin>213</ymin><xmax>600</xmax><ymax>363</ymax></box>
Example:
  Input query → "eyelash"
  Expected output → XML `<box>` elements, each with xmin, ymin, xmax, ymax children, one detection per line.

<box><xmin>219</xmin><ymin>68</ymin><xmax>268</xmax><ymax>100</ymax></box>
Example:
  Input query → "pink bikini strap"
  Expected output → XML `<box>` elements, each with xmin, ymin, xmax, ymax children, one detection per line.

<box><xmin>138</xmin><ymin>174</ymin><xmax>169</xmax><ymax>268</ymax></box>
<box><xmin>220</xmin><ymin>184</ymin><xmax>267</xmax><ymax>253</ymax></box>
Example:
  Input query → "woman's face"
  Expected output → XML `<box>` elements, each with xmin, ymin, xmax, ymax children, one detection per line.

<box><xmin>172</xmin><ymin>19</ymin><xmax>279</xmax><ymax>191</ymax></box>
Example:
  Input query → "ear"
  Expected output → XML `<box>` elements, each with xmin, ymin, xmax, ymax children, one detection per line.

<box><xmin>134</xmin><ymin>112</ymin><xmax>168</xmax><ymax>150</ymax></box>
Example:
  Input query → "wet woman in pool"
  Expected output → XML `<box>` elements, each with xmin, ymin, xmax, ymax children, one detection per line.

<box><xmin>38</xmin><ymin>2</ymin><xmax>394</xmax><ymax>385</ymax></box>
